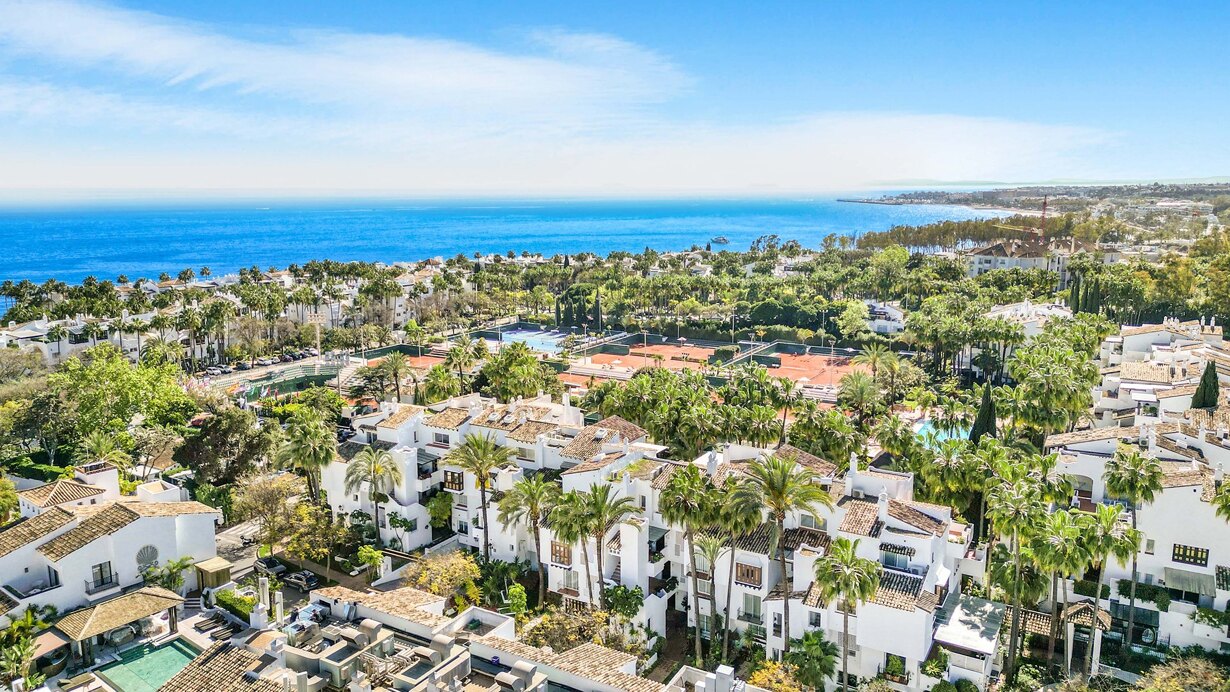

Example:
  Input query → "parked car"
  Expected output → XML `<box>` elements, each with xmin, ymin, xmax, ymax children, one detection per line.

<box><xmin>284</xmin><ymin>571</ymin><xmax>320</xmax><ymax>591</ymax></box>
<box><xmin>305</xmin><ymin>347</ymin><xmax>320</xmax><ymax>356</ymax></box>
<box><xmin>254</xmin><ymin>557</ymin><xmax>286</xmax><ymax>576</ymax></box>
<box><xmin>256</xmin><ymin>358</ymin><xmax>273</xmax><ymax>366</ymax></box>
<box><xmin>280</xmin><ymin>354</ymin><xmax>294</xmax><ymax>363</ymax></box>
<box><xmin>205</xmin><ymin>367</ymin><xmax>222</xmax><ymax>376</ymax></box>
<box><xmin>236</xmin><ymin>362</ymin><xmax>252</xmax><ymax>371</ymax></box>
<box><xmin>220</xmin><ymin>365</ymin><xmax>235</xmax><ymax>374</ymax></box>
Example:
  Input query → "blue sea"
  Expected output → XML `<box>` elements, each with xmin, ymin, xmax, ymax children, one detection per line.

<box><xmin>0</xmin><ymin>198</ymin><xmax>1007</xmax><ymax>284</ymax></box>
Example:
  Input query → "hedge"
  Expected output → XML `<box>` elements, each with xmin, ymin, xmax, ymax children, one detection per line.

<box><xmin>1116</xmin><ymin>579</ymin><xmax>1170</xmax><ymax>611</ymax></box>
<box><xmin>1073</xmin><ymin>579</ymin><xmax>1110</xmax><ymax>599</ymax></box>
<box><xmin>215</xmin><ymin>589</ymin><xmax>256</xmax><ymax>620</ymax></box>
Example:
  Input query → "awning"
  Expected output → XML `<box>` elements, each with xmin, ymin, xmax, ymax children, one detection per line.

<box><xmin>55</xmin><ymin>586</ymin><xmax>183</xmax><ymax>641</ymax></box>
<box><xmin>648</xmin><ymin>527</ymin><xmax>669</xmax><ymax>542</ymax></box>
<box><xmin>33</xmin><ymin>629</ymin><xmax>71</xmax><ymax>659</ymax></box>
<box><xmin>1164</xmin><ymin>567</ymin><xmax>1217</xmax><ymax>597</ymax></box>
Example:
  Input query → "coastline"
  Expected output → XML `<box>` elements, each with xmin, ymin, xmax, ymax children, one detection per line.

<box><xmin>837</xmin><ymin>198</ymin><xmax>1044</xmax><ymax>217</ymax></box>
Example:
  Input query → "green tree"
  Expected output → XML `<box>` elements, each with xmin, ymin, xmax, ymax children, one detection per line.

<box><xmin>1103</xmin><ymin>445</ymin><xmax>1163</xmax><ymax>660</ymax></box>
<box><xmin>811</xmin><ymin>537</ymin><xmax>881</xmax><ymax>692</ymax></box>
<box><xmin>731</xmin><ymin>454</ymin><xmax>834</xmax><ymax>656</ymax></box>
<box><xmin>233</xmin><ymin>473</ymin><xmax>301</xmax><ymax>554</ymax></box>
<box><xmin>275</xmin><ymin>407</ymin><xmax>335</xmax><ymax>503</ymax></box>
<box><xmin>1191</xmin><ymin>361</ymin><xmax>1220</xmax><ymax>409</ymax></box>
<box><xmin>582</xmin><ymin>483</ymin><xmax>641</xmax><ymax>610</ymax></box>
<box><xmin>785</xmin><ymin>630</ymin><xmax>838</xmax><ymax>690</ymax></box>
<box><xmin>451</xmin><ymin>433</ymin><xmax>513</xmax><ymax>561</ymax></box>
<box><xmin>969</xmin><ymin>383</ymin><xmax>997</xmax><ymax>443</ymax></box>
<box><xmin>988</xmin><ymin>480</ymin><xmax>1044</xmax><ymax>684</ymax></box>
<box><xmin>142</xmin><ymin>556</ymin><xmax>195</xmax><ymax>594</ymax></box>
<box><xmin>1032</xmin><ymin>509</ymin><xmax>1090</xmax><ymax>675</ymax></box>
<box><xmin>1081</xmin><ymin>503</ymin><xmax>1140</xmax><ymax>677</ymax></box>
<box><xmin>659</xmin><ymin>465</ymin><xmax>718</xmax><ymax>664</ymax></box>
<box><xmin>344</xmin><ymin>446</ymin><xmax>405</xmax><ymax>542</ymax></box>
<box><xmin>550</xmin><ymin>490</ymin><xmax>596</xmax><ymax>603</ymax></box>
<box><xmin>498</xmin><ymin>474</ymin><xmax>560</xmax><ymax>609</ymax></box>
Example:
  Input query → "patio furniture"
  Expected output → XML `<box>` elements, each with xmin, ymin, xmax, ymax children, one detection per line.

<box><xmin>57</xmin><ymin>672</ymin><xmax>98</xmax><ymax>691</ymax></box>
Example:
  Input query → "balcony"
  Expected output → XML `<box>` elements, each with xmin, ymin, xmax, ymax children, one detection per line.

<box><xmin>737</xmin><ymin>610</ymin><xmax>764</xmax><ymax>625</ymax></box>
<box><xmin>84</xmin><ymin>575</ymin><xmax>120</xmax><ymax>596</ymax></box>
<box><xmin>746</xmin><ymin>624</ymin><xmax>766</xmax><ymax>642</ymax></box>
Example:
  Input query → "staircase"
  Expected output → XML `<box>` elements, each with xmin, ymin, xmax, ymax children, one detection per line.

<box><xmin>183</xmin><ymin>595</ymin><xmax>204</xmax><ymax>611</ymax></box>
<box><xmin>331</xmin><ymin>361</ymin><xmax>363</xmax><ymax>391</ymax></box>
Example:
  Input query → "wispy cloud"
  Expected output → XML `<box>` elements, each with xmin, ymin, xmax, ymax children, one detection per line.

<box><xmin>0</xmin><ymin>0</ymin><xmax>1108</xmax><ymax>195</ymax></box>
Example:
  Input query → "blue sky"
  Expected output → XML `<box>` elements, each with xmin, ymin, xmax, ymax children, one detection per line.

<box><xmin>0</xmin><ymin>0</ymin><xmax>1226</xmax><ymax>198</ymax></box>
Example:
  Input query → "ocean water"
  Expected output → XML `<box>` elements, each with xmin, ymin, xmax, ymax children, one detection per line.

<box><xmin>0</xmin><ymin>198</ymin><xmax>1006</xmax><ymax>284</ymax></box>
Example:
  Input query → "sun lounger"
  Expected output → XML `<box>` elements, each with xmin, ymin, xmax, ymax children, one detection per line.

<box><xmin>210</xmin><ymin>625</ymin><xmax>238</xmax><ymax>641</ymax></box>
<box><xmin>193</xmin><ymin>613</ymin><xmax>225</xmax><ymax>632</ymax></box>
<box><xmin>57</xmin><ymin>672</ymin><xmax>97</xmax><ymax>691</ymax></box>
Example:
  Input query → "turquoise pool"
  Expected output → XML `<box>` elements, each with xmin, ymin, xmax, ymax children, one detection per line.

<box><xmin>916</xmin><ymin>419</ymin><xmax>969</xmax><ymax>445</ymax></box>
<box><xmin>95</xmin><ymin>639</ymin><xmax>200</xmax><ymax>692</ymax></box>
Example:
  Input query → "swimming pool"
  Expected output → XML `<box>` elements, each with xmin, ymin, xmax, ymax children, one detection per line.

<box><xmin>915</xmin><ymin>419</ymin><xmax>969</xmax><ymax>445</ymax></box>
<box><xmin>495</xmin><ymin>328</ymin><xmax>568</xmax><ymax>354</ymax></box>
<box><xmin>95</xmin><ymin>639</ymin><xmax>200</xmax><ymax>692</ymax></box>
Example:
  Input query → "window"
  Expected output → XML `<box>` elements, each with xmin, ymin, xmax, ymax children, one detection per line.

<box><xmin>433</xmin><ymin>432</ymin><xmax>449</xmax><ymax>445</ymax></box>
<box><xmin>880</xmin><ymin>550</ymin><xmax>908</xmax><ymax>571</ymax></box>
<box><xmin>698</xmin><ymin>579</ymin><xmax>712</xmax><ymax>596</ymax></box>
<box><xmin>407</xmin><ymin>519</ymin><xmax>418</xmax><ymax>532</ymax></box>
<box><xmin>639</xmin><ymin>496</ymin><xmax>646</xmax><ymax>509</ymax></box>
<box><xmin>90</xmin><ymin>561</ymin><xmax>115</xmax><ymax>590</ymax></box>
<box><xmin>808</xmin><ymin>611</ymin><xmax>823</xmax><ymax>628</ymax></box>
<box><xmin>735</xmin><ymin>563</ymin><xmax>762</xmax><ymax>587</ymax></box>
<box><xmin>698</xmin><ymin>614</ymin><xmax>712</xmax><ymax>636</ymax></box>
<box><xmin>741</xmin><ymin>593</ymin><xmax>762</xmax><ymax>623</ymax></box>
<box><xmin>1144</xmin><ymin>539</ymin><xmax>1155</xmax><ymax>555</ymax></box>
<box><xmin>515</xmin><ymin>447</ymin><xmax>534</xmax><ymax>461</ymax></box>
<box><xmin>1172</xmin><ymin>544</ymin><xmax>1208</xmax><ymax>567</ymax></box>
<box><xmin>562</xmin><ymin>569</ymin><xmax>579</xmax><ymax>591</ymax></box>
<box><xmin>444</xmin><ymin>471</ymin><xmax>464</xmax><ymax>492</ymax></box>
<box><xmin>800</xmin><ymin>514</ymin><xmax>827</xmax><ymax>531</ymax></box>
<box><xmin>458</xmin><ymin>521</ymin><xmax>469</xmax><ymax>534</ymax></box>
<box><xmin>550</xmin><ymin>541</ymin><xmax>573</xmax><ymax>566</ymax></box>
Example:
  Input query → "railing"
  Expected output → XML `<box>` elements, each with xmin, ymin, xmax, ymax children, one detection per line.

<box><xmin>747</xmin><ymin>624</ymin><xmax>766</xmax><ymax>642</ymax></box>
<box><xmin>84</xmin><ymin>575</ymin><xmax>119</xmax><ymax>595</ymax></box>
<box><xmin>737</xmin><ymin>610</ymin><xmax>764</xmax><ymax>625</ymax></box>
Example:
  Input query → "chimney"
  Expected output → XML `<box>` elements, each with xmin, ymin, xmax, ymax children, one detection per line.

<box><xmin>563</xmin><ymin>391</ymin><xmax>572</xmax><ymax>409</ymax></box>
<box><xmin>707</xmin><ymin>450</ymin><xmax>719</xmax><ymax>477</ymax></box>
<box><xmin>714</xmin><ymin>664</ymin><xmax>736</xmax><ymax>692</ymax></box>
<box><xmin>877</xmin><ymin>489</ymin><xmax>889</xmax><ymax>521</ymax></box>
<box><xmin>296</xmin><ymin>671</ymin><xmax>309</xmax><ymax>692</ymax></box>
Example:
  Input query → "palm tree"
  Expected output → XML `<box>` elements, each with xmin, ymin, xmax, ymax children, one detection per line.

<box><xmin>1103</xmin><ymin>445</ymin><xmax>1163</xmax><ymax>658</ymax></box>
<box><xmin>276</xmin><ymin>408</ymin><xmax>336</xmax><ymax>503</ymax></box>
<box><xmin>836</xmin><ymin>372</ymin><xmax>881</xmax><ymax>430</ymax></box>
<box><xmin>583</xmin><ymin>483</ymin><xmax>641</xmax><ymax>609</ymax></box>
<box><xmin>422</xmin><ymin>365</ymin><xmax>461</xmax><ymax>403</ymax></box>
<box><xmin>451</xmin><ymin>433</ymin><xmax>513</xmax><ymax>561</ymax></box>
<box><xmin>382</xmin><ymin>352</ymin><xmax>409</xmax><ymax>401</ymax></box>
<box><xmin>1033</xmin><ymin>509</ymin><xmax>1090</xmax><ymax>674</ymax></box>
<box><xmin>731</xmin><ymin>454</ymin><xmax>834</xmax><ymax>655</ymax></box>
<box><xmin>852</xmin><ymin>342</ymin><xmax>894</xmax><ymax>379</ymax></box>
<box><xmin>444</xmin><ymin>335</ymin><xmax>480</xmax><ymax>388</ymax></box>
<box><xmin>987</xmin><ymin>479</ymin><xmax>1044</xmax><ymax>684</ymax></box>
<box><xmin>497</xmin><ymin>475</ymin><xmax>560</xmax><ymax>609</ymax></box>
<box><xmin>1081</xmin><ymin>503</ymin><xmax>1140</xmax><ymax>676</ymax></box>
<box><xmin>718</xmin><ymin>478</ymin><xmax>763</xmax><ymax>661</ymax></box>
<box><xmin>550</xmin><ymin>490</ymin><xmax>595</xmax><ymax>603</ymax></box>
<box><xmin>785</xmin><ymin>630</ymin><xmax>839</xmax><ymax>691</ymax></box>
<box><xmin>812</xmin><ymin>537</ymin><xmax>881</xmax><ymax>692</ymax></box>
<box><xmin>74</xmin><ymin>430</ymin><xmax>133</xmax><ymax>478</ymax></box>
<box><xmin>660</xmin><ymin>465</ymin><xmax>718</xmax><ymax>663</ymax></box>
<box><xmin>344</xmin><ymin>446</ymin><xmax>405</xmax><ymax>541</ymax></box>
<box><xmin>127</xmin><ymin>318</ymin><xmax>148</xmax><ymax>360</ymax></box>
<box><xmin>45</xmin><ymin>324</ymin><xmax>67</xmax><ymax>359</ymax></box>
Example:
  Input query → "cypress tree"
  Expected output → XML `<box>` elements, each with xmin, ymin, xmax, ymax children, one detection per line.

<box><xmin>562</xmin><ymin>300</ymin><xmax>574</xmax><ymax>326</ymax></box>
<box><xmin>969</xmin><ymin>384</ymin><xmax>997</xmax><ymax>443</ymax></box>
<box><xmin>593</xmin><ymin>289</ymin><xmax>603</xmax><ymax>331</ymax></box>
<box><xmin>554</xmin><ymin>299</ymin><xmax>561</xmax><ymax>326</ymax></box>
<box><xmin>1191</xmin><ymin>360</ymin><xmax>1221</xmax><ymax>409</ymax></box>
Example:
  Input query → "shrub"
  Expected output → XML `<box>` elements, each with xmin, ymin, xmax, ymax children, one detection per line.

<box><xmin>1074</xmin><ymin>579</ymin><xmax>1110</xmax><ymax>599</ymax></box>
<box><xmin>215</xmin><ymin>588</ymin><xmax>256</xmax><ymax>620</ymax></box>
<box><xmin>1191</xmin><ymin>606</ymin><xmax>1229</xmax><ymax>629</ymax></box>
<box><xmin>713</xmin><ymin>345</ymin><xmax>739</xmax><ymax>363</ymax></box>
<box><xmin>954</xmin><ymin>680</ymin><xmax>978</xmax><ymax>692</ymax></box>
<box><xmin>1116</xmin><ymin>579</ymin><xmax>1170</xmax><ymax>611</ymax></box>
<box><xmin>922</xmin><ymin>647</ymin><xmax>949</xmax><ymax>678</ymax></box>
<box><xmin>930</xmin><ymin>682</ymin><xmax>956</xmax><ymax>692</ymax></box>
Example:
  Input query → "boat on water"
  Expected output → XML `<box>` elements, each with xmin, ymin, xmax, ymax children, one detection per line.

<box><xmin>710</xmin><ymin>236</ymin><xmax>729</xmax><ymax>244</ymax></box>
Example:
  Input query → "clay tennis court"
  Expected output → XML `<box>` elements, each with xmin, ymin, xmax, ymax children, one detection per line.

<box><xmin>769</xmin><ymin>352</ymin><xmax>868</xmax><ymax>384</ymax></box>
<box><xmin>589</xmin><ymin>341</ymin><xmax>718</xmax><ymax>372</ymax></box>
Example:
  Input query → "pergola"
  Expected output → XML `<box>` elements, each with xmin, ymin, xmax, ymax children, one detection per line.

<box><xmin>54</xmin><ymin>586</ymin><xmax>184</xmax><ymax>667</ymax></box>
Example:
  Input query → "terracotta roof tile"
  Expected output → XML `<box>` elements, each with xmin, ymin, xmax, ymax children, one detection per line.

<box><xmin>0</xmin><ymin>507</ymin><xmax>74</xmax><ymax>558</ymax></box>
<box><xmin>37</xmin><ymin>504</ymin><xmax>139</xmax><ymax>561</ymax></box>
<box><xmin>160</xmin><ymin>641</ymin><xmax>282</xmax><ymax>692</ymax></box>
<box><xmin>508</xmin><ymin>420</ymin><xmax>560</xmax><ymax>444</ymax></box>
<box><xmin>18</xmin><ymin>479</ymin><xmax>105</xmax><ymax>508</ymax></box>
<box><xmin>872</xmin><ymin>570</ymin><xmax>923</xmax><ymax>611</ymax></box>
<box><xmin>55</xmin><ymin>586</ymin><xmax>183</xmax><ymax>641</ymax></box>
<box><xmin>837</xmin><ymin>497</ymin><xmax>882</xmax><ymax>537</ymax></box>
<box><xmin>887</xmin><ymin>499</ymin><xmax>945</xmax><ymax>536</ymax></box>
<box><xmin>376</xmin><ymin>404</ymin><xmax>423</xmax><ymax>429</ymax></box>
<box><xmin>560</xmin><ymin>417</ymin><xmax>646</xmax><ymax>460</ymax></box>
<box><xmin>424</xmin><ymin>407</ymin><xmax>472</xmax><ymax>430</ymax></box>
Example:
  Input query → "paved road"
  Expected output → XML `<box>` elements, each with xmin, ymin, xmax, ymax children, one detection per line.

<box><xmin>215</xmin><ymin>519</ymin><xmax>260</xmax><ymax>576</ymax></box>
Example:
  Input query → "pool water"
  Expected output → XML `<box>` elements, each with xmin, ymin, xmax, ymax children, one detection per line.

<box><xmin>496</xmin><ymin>329</ymin><xmax>567</xmax><ymax>354</ymax></box>
<box><xmin>915</xmin><ymin>419</ymin><xmax>969</xmax><ymax>446</ymax></box>
<box><xmin>96</xmin><ymin>639</ymin><xmax>200</xmax><ymax>692</ymax></box>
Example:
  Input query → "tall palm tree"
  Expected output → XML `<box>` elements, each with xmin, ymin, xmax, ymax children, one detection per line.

<box><xmin>382</xmin><ymin>352</ymin><xmax>409</xmax><ymax>401</ymax></box>
<box><xmin>694</xmin><ymin>533</ymin><xmax>727</xmax><ymax>660</ymax></box>
<box><xmin>422</xmin><ymin>365</ymin><xmax>461</xmax><ymax>403</ymax></box>
<box><xmin>1102</xmin><ymin>445</ymin><xmax>1163</xmax><ymax>657</ymax></box>
<box><xmin>1081</xmin><ymin>503</ymin><xmax>1140</xmax><ymax>677</ymax></box>
<box><xmin>550</xmin><ymin>490</ymin><xmax>595</xmax><ymax>603</ymax></box>
<box><xmin>1032</xmin><ymin>509</ymin><xmax>1090</xmax><ymax>674</ymax></box>
<box><xmin>276</xmin><ymin>408</ymin><xmax>336</xmax><ymax>504</ymax></box>
<box><xmin>987</xmin><ymin>479</ymin><xmax>1044</xmax><ymax>684</ymax></box>
<box><xmin>731</xmin><ymin>454</ymin><xmax>834</xmax><ymax>655</ymax></box>
<box><xmin>444</xmin><ymin>335</ymin><xmax>480</xmax><ymax>388</ymax></box>
<box><xmin>45</xmin><ymin>324</ymin><xmax>67</xmax><ymax>359</ymax></box>
<box><xmin>836</xmin><ymin>372</ymin><xmax>881</xmax><ymax>430</ymax></box>
<box><xmin>497</xmin><ymin>474</ymin><xmax>560</xmax><ymax>609</ymax></box>
<box><xmin>717</xmin><ymin>478</ymin><xmax>763</xmax><ymax>661</ymax></box>
<box><xmin>451</xmin><ymin>433</ymin><xmax>513</xmax><ymax>561</ymax></box>
<box><xmin>583</xmin><ymin>483</ymin><xmax>641</xmax><ymax>609</ymax></box>
<box><xmin>127</xmin><ymin>318</ymin><xmax>148</xmax><ymax>360</ymax></box>
<box><xmin>785</xmin><ymin>630</ymin><xmax>839</xmax><ymax>691</ymax></box>
<box><xmin>852</xmin><ymin>342</ymin><xmax>893</xmax><ymax>379</ymax></box>
<box><xmin>660</xmin><ymin>465</ymin><xmax>718</xmax><ymax>663</ymax></box>
<box><xmin>344</xmin><ymin>446</ymin><xmax>405</xmax><ymax>541</ymax></box>
<box><xmin>812</xmin><ymin>537</ymin><xmax>881</xmax><ymax>692</ymax></box>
